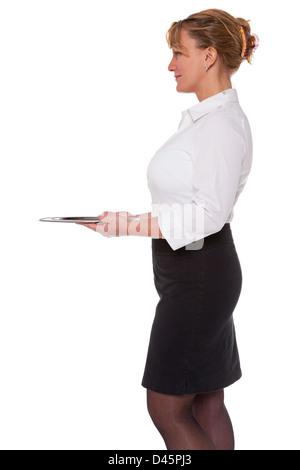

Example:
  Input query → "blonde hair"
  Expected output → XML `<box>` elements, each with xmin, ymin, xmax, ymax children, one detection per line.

<box><xmin>166</xmin><ymin>9</ymin><xmax>259</xmax><ymax>73</ymax></box>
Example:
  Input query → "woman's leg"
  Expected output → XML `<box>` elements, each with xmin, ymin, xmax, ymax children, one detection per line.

<box><xmin>146</xmin><ymin>389</ymin><xmax>214</xmax><ymax>450</ymax></box>
<box><xmin>192</xmin><ymin>389</ymin><xmax>235</xmax><ymax>450</ymax></box>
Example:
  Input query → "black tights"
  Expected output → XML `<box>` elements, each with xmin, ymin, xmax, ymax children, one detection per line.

<box><xmin>147</xmin><ymin>389</ymin><xmax>234</xmax><ymax>451</ymax></box>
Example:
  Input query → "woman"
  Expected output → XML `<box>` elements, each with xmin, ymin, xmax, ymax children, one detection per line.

<box><xmin>80</xmin><ymin>8</ymin><xmax>259</xmax><ymax>450</ymax></box>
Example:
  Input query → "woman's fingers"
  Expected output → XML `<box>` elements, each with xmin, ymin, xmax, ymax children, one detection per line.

<box><xmin>96</xmin><ymin>222</ymin><xmax>109</xmax><ymax>235</ymax></box>
<box><xmin>98</xmin><ymin>211</ymin><xmax>110</xmax><ymax>222</ymax></box>
<box><xmin>78</xmin><ymin>211</ymin><xmax>131</xmax><ymax>237</ymax></box>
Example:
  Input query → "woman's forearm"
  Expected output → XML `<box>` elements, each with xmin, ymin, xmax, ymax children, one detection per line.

<box><xmin>135</xmin><ymin>211</ymin><xmax>152</xmax><ymax>220</ymax></box>
<box><xmin>128</xmin><ymin>214</ymin><xmax>164</xmax><ymax>239</ymax></box>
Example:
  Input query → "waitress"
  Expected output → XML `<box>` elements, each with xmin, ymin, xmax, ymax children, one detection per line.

<box><xmin>80</xmin><ymin>8</ymin><xmax>259</xmax><ymax>451</ymax></box>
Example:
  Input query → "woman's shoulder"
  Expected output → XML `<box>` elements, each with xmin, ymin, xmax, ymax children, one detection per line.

<box><xmin>196</xmin><ymin>102</ymin><xmax>251</xmax><ymax>137</ymax></box>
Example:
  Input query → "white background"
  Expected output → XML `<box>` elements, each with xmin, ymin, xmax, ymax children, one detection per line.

<box><xmin>0</xmin><ymin>0</ymin><xmax>299</xmax><ymax>450</ymax></box>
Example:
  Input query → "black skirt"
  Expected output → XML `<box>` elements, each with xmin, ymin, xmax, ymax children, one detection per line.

<box><xmin>142</xmin><ymin>224</ymin><xmax>242</xmax><ymax>395</ymax></box>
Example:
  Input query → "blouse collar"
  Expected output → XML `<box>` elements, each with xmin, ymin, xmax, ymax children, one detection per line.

<box><xmin>188</xmin><ymin>88</ymin><xmax>239</xmax><ymax>122</ymax></box>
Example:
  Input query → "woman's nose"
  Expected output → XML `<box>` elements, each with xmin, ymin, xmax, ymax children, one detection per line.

<box><xmin>168</xmin><ymin>57</ymin><xmax>176</xmax><ymax>72</ymax></box>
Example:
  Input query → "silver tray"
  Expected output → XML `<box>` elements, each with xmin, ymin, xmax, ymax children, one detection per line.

<box><xmin>39</xmin><ymin>216</ymin><xmax>140</xmax><ymax>223</ymax></box>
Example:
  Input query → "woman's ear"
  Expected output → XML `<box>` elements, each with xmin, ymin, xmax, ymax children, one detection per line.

<box><xmin>205</xmin><ymin>47</ymin><xmax>218</xmax><ymax>67</ymax></box>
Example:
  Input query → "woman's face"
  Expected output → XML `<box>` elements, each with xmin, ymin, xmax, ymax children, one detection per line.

<box><xmin>168</xmin><ymin>29</ymin><xmax>207</xmax><ymax>95</ymax></box>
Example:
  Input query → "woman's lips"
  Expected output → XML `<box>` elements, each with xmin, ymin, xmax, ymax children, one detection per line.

<box><xmin>175</xmin><ymin>75</ymin><xmax>182</xmax><ymax>80</ymax></box>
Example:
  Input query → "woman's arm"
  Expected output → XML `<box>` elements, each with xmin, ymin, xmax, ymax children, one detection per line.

<box><xmin>130</xmin><ymin>211</ymin><xmax>151</xmax><ymax>220</ymax></box>
<box><xmin>77</xmin><ymin>211</ymin><xmax>164</xmax><ymax>239</ymax></box>
<box><xmin>127</xmin><ymin>213</ymin><xmax>164</xmax><ymax>239</ymax></box>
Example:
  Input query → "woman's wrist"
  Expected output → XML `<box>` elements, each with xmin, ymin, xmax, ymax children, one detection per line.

<box><xmin>135</xmin><ymin>211</ymin><xmax>152</xmax><ymax>220</ymax></box>
<box><xmin>127</xmin><ymin>214</ymin><xmax>163</xmax><ymax>238</ymax></box>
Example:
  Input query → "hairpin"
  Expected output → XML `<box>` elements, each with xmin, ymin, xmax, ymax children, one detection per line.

<box><xmin>239</xmin><ymin>26</ymin><xmax>260</xmax><ymax>60</ymax></box>
<box><xmin>239</xmin><ymin>26</ymin><xmax>247</xmax><ymax>58</ymax></box>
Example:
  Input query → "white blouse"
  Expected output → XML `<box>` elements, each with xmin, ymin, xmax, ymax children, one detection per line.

<box><xmin>147</xmin><ymin>88</ymin><xmax>253</xmax><ymax>251</ymax></box>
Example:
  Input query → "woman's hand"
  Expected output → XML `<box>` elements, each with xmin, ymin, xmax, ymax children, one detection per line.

<box><xmin>77</xmin><ymin>211</ymin><xmax>163</xmax><ymax>239</ymax></box>
<box><xmin>77</xmin><ymin>211</ymin><xmax>137</xmax><ymax>237</ymax></box>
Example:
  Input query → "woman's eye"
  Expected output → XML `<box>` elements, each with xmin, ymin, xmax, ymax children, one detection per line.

<box><xmin>174</xmin><ymin>51</ymin><xmax>181</xmax><ymax>57</ymax></box>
